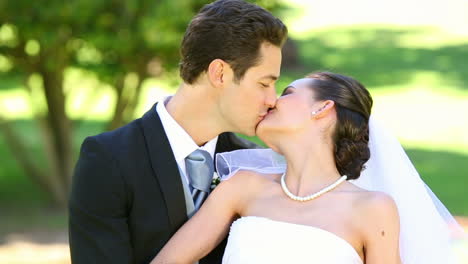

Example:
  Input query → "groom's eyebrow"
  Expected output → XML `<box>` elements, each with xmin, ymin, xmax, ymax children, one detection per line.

<box><xmin>260</xmin><ymin>74</ymin><xmax>279</xmax><ymax>81</ymax></box>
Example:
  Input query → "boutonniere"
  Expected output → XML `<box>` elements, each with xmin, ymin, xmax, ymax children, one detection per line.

<box><xmin>211</xmin><ymin>172</ymin><xmax>221</xmax><ymax>190</ymax></box>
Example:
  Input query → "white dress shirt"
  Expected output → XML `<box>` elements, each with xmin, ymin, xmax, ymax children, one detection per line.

<box><xmin>156</xmin><ymin>96</ymin><xmax>218</xmax><ymax>186</ymax></box>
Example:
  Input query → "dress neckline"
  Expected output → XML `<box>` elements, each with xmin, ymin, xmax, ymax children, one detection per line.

<box><xmin>233</xmin><ymin>216</ymin><xmax>363</xmax><ymax>262</ymax></box>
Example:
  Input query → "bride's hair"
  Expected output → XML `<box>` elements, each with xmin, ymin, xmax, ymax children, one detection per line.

<box><xmin>306</xmin><ymin>72</ymin><xmax>373</xmax><ymax>180</ymax></box>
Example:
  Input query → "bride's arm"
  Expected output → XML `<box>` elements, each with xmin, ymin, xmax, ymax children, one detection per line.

<box><xmin>150</xmin><ymin>171</ymin><xmax>253</xmax><ymax>264</ymax></box>
<box><xmin>362</xmin><ymin>192</ymin><xmax>401</xmax><ymax>264</ymax></box>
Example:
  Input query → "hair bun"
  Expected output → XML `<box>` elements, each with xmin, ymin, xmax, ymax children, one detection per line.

<box><xmin>334</xmin><ymin>127</ymin><xmax>370</xmax><ymax>180</ymax></box>
<box><xmin>306</xmin><ymin>71</ymin><xmax>373</xmax><ymax>180</ymax></box>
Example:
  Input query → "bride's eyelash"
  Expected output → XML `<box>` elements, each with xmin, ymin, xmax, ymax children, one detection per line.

<box><xmin>281</xmin><ymin>89</ymin><xmax>292</xmax><ymax>96</ymax></box>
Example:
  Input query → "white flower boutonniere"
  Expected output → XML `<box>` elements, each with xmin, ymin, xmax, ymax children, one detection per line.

<box><xmin>211</xmin><ymin>172</ymin><xmax>221</xmax><ymax>190</ymax></box>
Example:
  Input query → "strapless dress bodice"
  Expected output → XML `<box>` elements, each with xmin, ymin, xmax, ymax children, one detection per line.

<box><xmin>222</xmin><ymin>216</ymin><xmax>363</xmax><ymax>264</ymax></box>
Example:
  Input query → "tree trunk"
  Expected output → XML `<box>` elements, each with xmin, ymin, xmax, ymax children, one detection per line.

<box><xmin>0</xmin><ymin>117</ymin><xmax>68</xmax><ymax>207</ymax></box>
<box><xmin>106</xmin><ymin>72</ymin><xmax>144</xmax><ymax>131</ymax></box>
<box><xmin>123</xmin><ymin>72</ymin><xmax>145</xmax><ymax>125</ymax></box>
<box><xmin>39</xmin><ymin>66</ymin><xmax>74</xmax><ymax>205</ymax></box>
<box><xmin>106</xmin><ymin>74</ymin><xmax>127</xmax><ymax>131</ymax></box>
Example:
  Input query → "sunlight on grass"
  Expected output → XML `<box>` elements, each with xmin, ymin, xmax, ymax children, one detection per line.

<box><xmin>454</xmin><ymin>238</ymin><xmax>468</xmax><ymax>263</ymax></box>
<box><xmin>370</xmin><ymin>71</ymin><xmax>468</xmax><ymax>154</ymax></box>
<box><xmin>291</xmin><ymin>24</ymin><xmax>468</xmax><ymax>50</ymax></box>
<box><xmin>0</xmin><ymin>241</ymin><xmax>69</xmax><ymax>264</ymax></box>
<box><xmin>284</xmin><ymin>0</ymin><xmax>468</xmax><ymax>36</ymax></box>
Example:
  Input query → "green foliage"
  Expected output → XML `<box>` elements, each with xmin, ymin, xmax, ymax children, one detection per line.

<box><xmin>0</xmin><ymin>0</ymin><xmax>285</xmax><ymax>83</ymax></box>
<box><xmin>0</xmin><ymin>0</ymin><xmax>194</xmax><ymax>80</ymax></box>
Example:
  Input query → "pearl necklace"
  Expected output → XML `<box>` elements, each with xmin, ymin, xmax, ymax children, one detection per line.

<box><xmin>280</xmin><ymin>173</ymin><xmax>348</xmax><ymax>202</ymax></box>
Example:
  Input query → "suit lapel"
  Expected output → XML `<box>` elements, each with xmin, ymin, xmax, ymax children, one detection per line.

<box><xmin>141</xmin><ymin>103</ymin><xmax>187</xmax><ymax>231</ymax></box>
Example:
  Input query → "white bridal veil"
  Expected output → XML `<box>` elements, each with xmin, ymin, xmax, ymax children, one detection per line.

<box><xmin>216</xmin><ymin>116</ymin><xmax>464</xmax><ymax>263</ymax></box>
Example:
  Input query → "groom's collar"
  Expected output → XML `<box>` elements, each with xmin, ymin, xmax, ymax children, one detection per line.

<box><xmin>156</xmin><ymin>96</ymin><xmax>218</xmax><ymax>179</ymax></box>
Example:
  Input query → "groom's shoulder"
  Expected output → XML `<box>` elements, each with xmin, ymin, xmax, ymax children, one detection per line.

<box><xmin>82</xmin><ymin>117</ymin><xmax>145</xmax><ymax>155</ymax></box>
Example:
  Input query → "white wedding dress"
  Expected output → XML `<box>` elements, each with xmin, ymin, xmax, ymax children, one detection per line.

<box><xmin>222</xmin><ymin>216</ymin><xmax>363</xmax><ymax>264</ymax></box>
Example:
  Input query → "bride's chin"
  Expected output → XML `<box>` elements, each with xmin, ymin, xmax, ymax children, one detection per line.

<box><xmin>256</xmin><ymin>123</ymin><xmax>276</xmax><ymax>147</ymax></box>
<box><xmin>255</xmin><ymin>127</ymin><xmax>266</xmax><ymax>142</ymax></box>
<box><xmin>255</xmin><ymin>120</ymin><xmax>269</xmax><ymax>139</ymax></box>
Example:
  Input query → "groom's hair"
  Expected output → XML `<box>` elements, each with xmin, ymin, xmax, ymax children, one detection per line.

<box><xmin>179</xmin><ymin>0</ymin><xmax>288</xmax><ymax>84</ymax></box>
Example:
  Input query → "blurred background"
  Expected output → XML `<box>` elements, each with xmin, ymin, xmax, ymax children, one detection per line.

<box><xmin>0</xmin><ymin>0</ymin><xmax>467</xmax><ymax>263</ymax></box>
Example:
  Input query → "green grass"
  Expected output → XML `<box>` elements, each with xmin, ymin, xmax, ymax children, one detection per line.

<box><xmin>0</xmin><ymin>120</ymin><xmax>106</xmax><ymax>234</ymax></box>
<box><xmin>407</xmin><ymin>149</ymin><xmax>468</xmax><ymax>215</ymax></box>
<box><xmin>293</xmin><ymin>26</ymin><xmax>468</xmax><ymax>89</ymax></box>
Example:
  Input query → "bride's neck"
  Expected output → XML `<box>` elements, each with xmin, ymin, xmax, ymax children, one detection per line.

<box><xmin>279</xmin><ymin>137</ymin><xmax>342</xmax><ymax>196</ymax></box>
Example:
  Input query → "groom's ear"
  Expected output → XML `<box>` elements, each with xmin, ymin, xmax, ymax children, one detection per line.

<box><xmin>207</xmin><ymin>59</ymin><xmax>231</xmax><ymax>88</ymax></box>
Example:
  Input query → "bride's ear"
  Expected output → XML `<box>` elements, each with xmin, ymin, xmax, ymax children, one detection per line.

<box><xmin>311</xmin><ymin>100</ymin><xmax>335</xmax><ymax>119</ymax></box>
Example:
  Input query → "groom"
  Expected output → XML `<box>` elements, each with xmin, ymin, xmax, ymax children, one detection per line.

<box><xmin>68</xmin><ymin>0</ymin><xmax>288</xmax><ymax>263</ymax></box>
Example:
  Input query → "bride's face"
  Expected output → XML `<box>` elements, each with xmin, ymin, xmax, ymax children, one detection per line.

<box><xmin>256</xmin><ymin>79</ymin><xmax>316</xmax><ymax>140</ymax></box>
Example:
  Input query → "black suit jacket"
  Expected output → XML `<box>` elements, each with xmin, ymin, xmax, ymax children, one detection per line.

<box><xmin>69</xmin><ymin>103</ymin><xmax>258</xmax><ymax>264</ymax></box>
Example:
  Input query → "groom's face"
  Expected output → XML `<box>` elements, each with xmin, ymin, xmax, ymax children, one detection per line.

<box><xmin>220</xmin><ymin>42</ymin><xmax>282</xmax><ymax>136</ymax></box>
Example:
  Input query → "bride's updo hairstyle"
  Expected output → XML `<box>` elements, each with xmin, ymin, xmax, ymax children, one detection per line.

<box><xmin>307</xmin><ymin>72</ymin><xmax>373</xmax><ymax>180</ymax></box>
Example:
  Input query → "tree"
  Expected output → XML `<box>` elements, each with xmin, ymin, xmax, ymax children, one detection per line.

<box><xmin>0</xmin><ymin>0</ymin><xmax>285</xmax><ymax>207</ymax></box>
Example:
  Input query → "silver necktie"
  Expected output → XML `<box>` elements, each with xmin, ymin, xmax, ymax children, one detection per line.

<box><xmin>185</xmin><ymin>149</ymin><xmax>214</xmax><ymax>211</ymax></box>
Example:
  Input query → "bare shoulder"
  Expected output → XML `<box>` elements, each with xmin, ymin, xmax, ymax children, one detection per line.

<box><xmin>336</xmin><ymin>183</ymin><xmax>397</xmax><ymax>215</ymax></box>
<box><xmin>363</xmin><ymin>191</ymin><xmax>397</xmax><ymax>213</ymax></box>
<box><xmin>354</xmin><ymin>190</ymin><xmax>400</xmax><ymax>238</ymax></box>
<box><xmin>354</xmin><ymin>190</ymin><xmax>398</xmax><ymax>217</ymax></box>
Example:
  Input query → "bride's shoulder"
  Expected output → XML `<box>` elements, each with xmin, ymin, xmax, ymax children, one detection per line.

<box><xmin>344</xmin><ymin>183</ymin><xmax>396</xmax><ymax>211</ymax></box>
<box><xmin>352</xmin><ymin>190</ymin><xmax>400</xmax><ymax>235</ymax></box>
<box><xmin>351</xmin><ymin>189</ymin><xmax>397</xmax><ymax>214</ymax></box>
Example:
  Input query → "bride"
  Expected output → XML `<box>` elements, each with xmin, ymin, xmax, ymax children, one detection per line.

<box><xmin>151</xmin><ymin>72</ymin><xmax>460</xmax><ymax>263</ymax></box>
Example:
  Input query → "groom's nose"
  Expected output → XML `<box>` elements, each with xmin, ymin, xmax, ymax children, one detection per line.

<box><xmin>265</xmin><ymin>90</ymin><xmax>277</xmax><ymax>108</ymax></box>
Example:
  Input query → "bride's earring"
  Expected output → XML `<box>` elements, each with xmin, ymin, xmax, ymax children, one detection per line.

<box><xmin>311</xmin><ymin>105</ymin><xmax>326</xmax><ymax>116</ymax></box>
